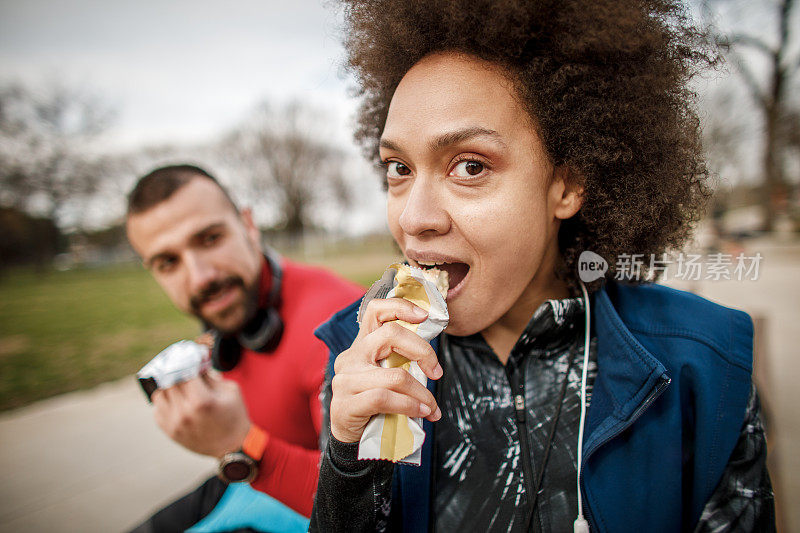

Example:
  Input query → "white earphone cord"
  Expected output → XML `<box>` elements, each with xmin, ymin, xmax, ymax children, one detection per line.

<box><xmin>574</xmin><ymin>281</ymin><xmax>591</xmax><ymax>533</ymax></box>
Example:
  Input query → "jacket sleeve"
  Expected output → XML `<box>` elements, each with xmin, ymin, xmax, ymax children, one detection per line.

<box><xmin>694</xmin><ymin>384</ymin><xmax>776</xmax><ymax>532</ymax></box>
<box><xmin>310</xmin><ymin>354</ymin><xmax>396</xmax><ymax>532</ymax></box>
<box><xmin>310</xmin><ymin>435</ymin><xmax>395</xmax><ymax>532</ymax></box>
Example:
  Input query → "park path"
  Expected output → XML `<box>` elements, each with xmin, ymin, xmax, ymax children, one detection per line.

<box><xmin>0</xmin><ymin>237</ymin><xmax>798</xmax><ymax>532</ymax></box>
<box><xmin>0</xmin><ymin>377</ymin><xmax>215</xmax><ymax>532</ymax></box>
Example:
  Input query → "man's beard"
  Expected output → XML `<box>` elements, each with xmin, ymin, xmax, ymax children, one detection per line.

<box><xmin>190</xmin><ymin>275</ymin><xmax>259</xmax><ymax>334</ymax></box>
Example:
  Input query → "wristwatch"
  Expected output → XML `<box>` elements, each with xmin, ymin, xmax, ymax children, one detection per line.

<box><xmin>218</xmin><ymin>451</ymin><xmax>257</xmax><ymax>483</ymax></box>
<box><xmin>217</xmin><ymin>425</ymin><xmax>269</xmax><ymax>484</ymax></box>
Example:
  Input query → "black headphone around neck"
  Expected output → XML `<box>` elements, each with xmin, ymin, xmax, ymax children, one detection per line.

<box><xmin>210</xmin><ymin>249</ymin><xmax>284</xmax><ymax>371</ymax></box>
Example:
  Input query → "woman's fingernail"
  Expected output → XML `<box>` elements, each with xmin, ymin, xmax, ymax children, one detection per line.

<box><xmin>432</xmin><ymin>363</ymin><xmax>443</xmax><ymax>379</ymax></box>
<box><xmin>433</xmin><ymin>407</ymin><xmax>442</xmax><ymax>421</ymax></box>
<box><xmin>413</xmin><ymin>307</ymin><xmax>428</xmax><ymax>319</ymax></box>
<box><xmin>419</xmin><ymin>403</ymin><xmax>432</xmax><ymax>417</ymax></box>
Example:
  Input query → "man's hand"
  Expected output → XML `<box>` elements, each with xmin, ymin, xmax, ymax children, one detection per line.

<box><xmin>151</xmin><ymin>370</ymin><xmax>251</xmax><ymax>458</ymax></box>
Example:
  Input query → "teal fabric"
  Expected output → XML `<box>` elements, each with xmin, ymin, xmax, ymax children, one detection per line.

<box><xmin>188</xmin><ymin>482</ymin><xmax>309</xmax><ymax>533</ymax></box>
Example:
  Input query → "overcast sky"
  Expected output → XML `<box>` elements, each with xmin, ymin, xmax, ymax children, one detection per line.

<box><xmin>1</xmin><ymin>0</ymin><xmax>796</xmax><ymax>231</ymax></box>
<box><xmin>0</xmin><ymin>0</ymin><xmax>356</xmax><ymax>150</ymax></box>
<box><xmin>0</xmin><ymin>0</ymin><xmax>394</xmax><ymax>233</ymax></box>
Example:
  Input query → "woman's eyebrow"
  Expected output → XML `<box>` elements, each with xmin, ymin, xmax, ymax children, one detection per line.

<box><xmin>379</xmin><ymin>126</ymin><xmax>507</xmax><ymax>154</ymax></box>
<box><xmin>428</xmin><ymin>127</ymin><xmax>506</xmax><ymax>152</ymax></box>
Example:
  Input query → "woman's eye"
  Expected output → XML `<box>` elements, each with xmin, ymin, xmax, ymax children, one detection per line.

<box><xmin>451</xmin><ymin>160</ymin><xmax>485</xmax><ymax>178</ymax></box>
<box><xmin>386</xmin><ymin>161</ymin><xmax>411</xmax><ymax>178</ymax></box>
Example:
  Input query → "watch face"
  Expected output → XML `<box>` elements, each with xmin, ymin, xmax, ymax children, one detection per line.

<box><xmin>221</xmin><ymin>460</ymin><xmax>251</xmax><ymax>482</ymax></box>
<box><xmin>219</xmin><ymin>452</ymin><xmax>257</xmax><ymax>483</ymax></box>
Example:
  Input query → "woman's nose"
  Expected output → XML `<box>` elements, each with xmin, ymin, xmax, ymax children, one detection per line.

<box><xmin>397</xmin><ymin>176</ymin><xmax>451</xmax><ymax>237</ymax></box>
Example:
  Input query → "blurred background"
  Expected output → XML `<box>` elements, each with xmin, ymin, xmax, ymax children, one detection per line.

<box><xmin>0</xmin><ymin>0</ymin><xmax>798</xmax><ymax>531</ymax></box>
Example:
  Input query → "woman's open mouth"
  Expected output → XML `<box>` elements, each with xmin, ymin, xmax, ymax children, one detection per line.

<box><xmin>417</xmin><ymin>261</ymin><xmax>470</xmax><ymax>299</ymax></box>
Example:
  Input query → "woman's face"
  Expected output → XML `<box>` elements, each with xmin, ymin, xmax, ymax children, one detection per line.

<box><xmin>381</xmin><ymin>52</ymin><xmax>581</xmax><ymax>337</ymax></box>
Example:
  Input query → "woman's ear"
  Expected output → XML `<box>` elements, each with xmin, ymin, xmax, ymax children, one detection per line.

<box><xmin>551</xmin><ymin>166</ymin><xmax>584</xmax><ymax>220</ymax></box>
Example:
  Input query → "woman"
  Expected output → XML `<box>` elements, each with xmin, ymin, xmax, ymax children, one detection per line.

<box><xmin>311</xmin><ymin>0</ymin><xmax>774</xmax><ymax>531</ymax></box>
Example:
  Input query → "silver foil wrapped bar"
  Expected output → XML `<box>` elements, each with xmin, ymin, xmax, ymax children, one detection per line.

<box><xmin>136</xmin><ymin>340</ymin><xmax>211</xmax><ymax>402</ymax></box>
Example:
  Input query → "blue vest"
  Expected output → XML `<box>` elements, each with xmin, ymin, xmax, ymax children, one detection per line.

<box><xmin>315</xmin><ymin>282</ymin><xmax>753</xmax><ymax>532</ymax></box>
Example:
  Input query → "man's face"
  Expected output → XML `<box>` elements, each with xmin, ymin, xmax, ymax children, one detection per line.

<box><xmin>126</xmin><ymin>178</ymin><xmax>263</xmax><ymax>334</ymax></box>
<box><xmin>381</xmin><ymin>52</ymin><xmax>581</xmax><ymax>337</ymax></box>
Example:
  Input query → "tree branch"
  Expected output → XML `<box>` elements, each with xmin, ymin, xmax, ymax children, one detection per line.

<box><xmin>721</xmin><ymin>33</ymin><xmax>776</xmax><ymax>56</ymax></box>
<box><xmin>778</xmin><ymin>0</ymin><xmax>792</xmax><ymax>55</ymax></box>
<box><xmin>724</xmin><ymin>47</ymin><xmax>768</xmax><ymax>107</ymax></box>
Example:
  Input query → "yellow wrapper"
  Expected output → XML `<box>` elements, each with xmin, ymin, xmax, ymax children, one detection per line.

<box><xmin>357</xmin><ymin>263</ymin><xmax>449</xmax><ymax>464</ymax></box>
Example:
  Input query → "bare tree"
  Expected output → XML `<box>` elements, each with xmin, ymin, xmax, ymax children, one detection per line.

<box><xmin>221</xmin><ymin>101</ymin><xmax>351</xmax><ymax>236</ymax></box>
<box><xmin>702</xmin><ymin>88</ymin><xmax>748</xmax><ymax>184</ymax></box>
<box><xmin>704</xmin><ymin>0</ymin><xmax>799</xmax><ymax>231</ymax></box>
<box><xmin>0</xmin><ymin>82</ymin><xmax>115</xmax><ymax>229</ymax></box>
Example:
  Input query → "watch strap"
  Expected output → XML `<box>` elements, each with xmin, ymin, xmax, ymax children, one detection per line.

<box><xmin>242</xmin><ymin>424</ymin><xmax>269</xmax><ymax>461</ymax></box>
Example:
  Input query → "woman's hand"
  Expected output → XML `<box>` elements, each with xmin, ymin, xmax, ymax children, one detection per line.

<box><xmin>330</xmin><ymin>297</ymin><xmax>444</xmax><ymax>443</ymax></box>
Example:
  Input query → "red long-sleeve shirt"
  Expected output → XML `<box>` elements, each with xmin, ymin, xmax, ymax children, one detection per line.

<box><xmin>223</xmin><ymin>258</ymin><xmax>363</xmax><ymax>517</ymax></box>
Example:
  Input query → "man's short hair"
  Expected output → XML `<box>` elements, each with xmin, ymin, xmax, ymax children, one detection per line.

<box><xmin>127</xmin><ymin>164</ymin><xmax>238</xmax><ymax>216</ymax></box>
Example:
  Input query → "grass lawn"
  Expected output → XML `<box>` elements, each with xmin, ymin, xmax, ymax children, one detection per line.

<box><xmin>0</xmin><ymin>237</ymin><xmax>401</xmax><ymax>411</ymax></box>
<box><xmin>0</xmin><ymin>264</ymin><xmax>198</xmax><ymax>411</ymax></box>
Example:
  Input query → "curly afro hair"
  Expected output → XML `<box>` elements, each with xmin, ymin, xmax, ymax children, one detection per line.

<box><xmin>339</xmin><ymin>0</ymin><xmax>714</xmax><ymax>289</ymax></box>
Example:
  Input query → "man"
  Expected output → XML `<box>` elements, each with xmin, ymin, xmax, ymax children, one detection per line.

<box><xmin>125</xmin><ymin>164</ymin><xmax>362</xmax><ymax>532</ymax></box>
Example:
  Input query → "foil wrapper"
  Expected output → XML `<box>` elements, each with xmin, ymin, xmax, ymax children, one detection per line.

<box><xmin>356</xmin><ymin>263</ymin><xmax>449</xmax><ymax>465</ymax></box>
<box><xmin>136</xmin><ymin>340</ymin><xmax>211</xmax><ymax>402</ymax></box>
